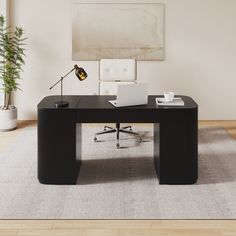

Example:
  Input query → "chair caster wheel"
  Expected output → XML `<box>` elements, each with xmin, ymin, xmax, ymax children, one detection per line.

<box><xmin>94</xmin><ymin>137</ymin><xmax>98</xmax><ymax>142</ymax></box>
<box><xmin>104</xmin><ymin>128</ymin><xmax>106</xmax><ymax>131</ymax></box>
<box><xmin>116</xmin><ymin>143</ymin><xmax>120</xmax><ymax>149</ymax></box>
<box><xmin>130</xmin><ymin>128</ymin><xmax>132</xmax><ymax>131</ymax></box>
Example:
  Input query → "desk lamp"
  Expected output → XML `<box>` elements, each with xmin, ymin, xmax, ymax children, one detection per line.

<box><xmin>49</xmin><ymin>65</ymin><xmax>87</xmax><ymax>108</ymax></box>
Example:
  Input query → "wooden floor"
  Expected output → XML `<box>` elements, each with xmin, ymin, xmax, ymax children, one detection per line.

<box><xmin>0</xmin><ymin>120</ymin><xmax>236</xmax><ymax>236</ymax></box>
<box><xmin>0</xmin><ymin>220</ymin><xmax>236</xmax><ymax>236</ymax></box>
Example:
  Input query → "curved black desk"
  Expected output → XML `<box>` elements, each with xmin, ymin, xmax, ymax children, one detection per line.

<box><xmin>38</xmin><ymin>95</ymin><xmax>198</xmax><ymax>185</ymax></box>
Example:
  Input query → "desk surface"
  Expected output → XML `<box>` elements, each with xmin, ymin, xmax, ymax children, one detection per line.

<box><xmin>38</xmin><ymin>95</ymin><xmax>198</xmax><ymax>110</ymax></box>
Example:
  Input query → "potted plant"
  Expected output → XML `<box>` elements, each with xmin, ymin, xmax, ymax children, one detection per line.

<box><xmin>0</xmin><ymin>15</ymin><xmax>27</xmax><ymax>131</ymax></box>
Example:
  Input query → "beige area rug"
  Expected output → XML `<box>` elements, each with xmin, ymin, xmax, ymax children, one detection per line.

<box><xmin>0</xmin><ymin>125</ymin><xmax>236</xmax><ymax>219</ymax></box>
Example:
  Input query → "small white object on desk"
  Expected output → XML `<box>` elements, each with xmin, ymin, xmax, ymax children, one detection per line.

<box><xmin>164</xmin><ymin>91</ymin><xmax>174</xmax><ymax>102</ymax></box>
<box><xmin>156</xmin><ymin>97</ymin><xmax>185</xmax><ymax>106</ymax></box>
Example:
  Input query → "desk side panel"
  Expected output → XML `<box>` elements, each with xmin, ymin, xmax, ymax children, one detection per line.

<box><xmin>154</xmin><ymin>123</ymin><xmax>160</xmax><ymax>179</ymax></box>
<box><xmin>157</xmin><ymin>108</ymin><xmax>198</xmax><ymax>184</ymax></box>
<box><xmin>38</xmin><ymin>109</ymin><xmax>80</xmax><ymax>184</ymax></box>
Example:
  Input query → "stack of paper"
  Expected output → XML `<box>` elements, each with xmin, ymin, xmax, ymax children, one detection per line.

<box><xmin>156</xmin><ymin>97</ymin><xmax>184</xmax><ymax>106</ymax></box>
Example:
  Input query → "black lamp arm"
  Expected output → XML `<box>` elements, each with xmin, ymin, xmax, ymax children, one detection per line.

<box><xmin>49</xmin><ymin>67</ymin><xmax>76</xmax><ymax>90</ymax></box>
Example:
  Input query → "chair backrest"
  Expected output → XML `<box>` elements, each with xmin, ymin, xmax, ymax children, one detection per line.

<box><xmin>99</xmin><ymin>59</ymin><xmax>137</xmax><ymax>95</ymax></box>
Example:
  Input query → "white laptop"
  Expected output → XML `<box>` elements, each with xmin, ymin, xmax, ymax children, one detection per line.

<box><xmin>109</xmin><ymin>83</ymin><xmax>148</xmax><ymax>107</ymax></box>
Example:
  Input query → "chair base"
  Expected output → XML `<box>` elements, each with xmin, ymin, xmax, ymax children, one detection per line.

<box><xmin>94</xmin><ymin>124</ymin><xmax>141</xmax><ymax>148</ymax></box>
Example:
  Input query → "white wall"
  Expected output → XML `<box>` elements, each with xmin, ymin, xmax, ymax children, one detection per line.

<box><xmin>10</xmin><ymin>0</ymin><xmax>236</xmax><ymax>120</ymax></box>
<box><xmin>0</xmin><ymin>0</ymin><xmax>9</xmax><ymax>106</ymax></box>
<box><xmin>0</xmin><ymin>0</ymin><xmax>8</xmax><ymax>21</ymax></box>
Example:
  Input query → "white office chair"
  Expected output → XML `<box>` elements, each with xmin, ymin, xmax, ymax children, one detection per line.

<box><xmin>94</xmin><ymin>59</ymin><xmax>142</xmax><ymax>148</ymax></box>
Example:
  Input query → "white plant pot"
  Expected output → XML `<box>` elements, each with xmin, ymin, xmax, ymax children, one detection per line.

<box><xmin>0</xmin><ymin>107</ymin><xmax>17</xmax><ymax>131</ymax></box>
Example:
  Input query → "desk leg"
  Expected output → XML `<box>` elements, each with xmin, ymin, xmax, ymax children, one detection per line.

<box><xmin>154</xmin><ymin>110</ymin><xmax>198</xmax><ymax>184</ymax></box>
<box><xmin>38</xmin><ymin>110</ymin><xmax>81</xmax><ymax>184</ymax></box>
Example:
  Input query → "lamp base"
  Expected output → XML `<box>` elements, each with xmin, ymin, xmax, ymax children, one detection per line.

<box><xmin>54</xmin><ymin>101</ymin><xmax>69</xmax><ymax>108</ymax></box>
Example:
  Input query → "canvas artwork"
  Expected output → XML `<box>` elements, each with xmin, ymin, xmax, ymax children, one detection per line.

<box><xmin>72</xmin><ymin>3</ymin><xmax>164</xmax><ymax>61</ymax></box>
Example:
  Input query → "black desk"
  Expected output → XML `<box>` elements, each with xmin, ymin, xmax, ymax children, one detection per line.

<box><xmin>38</xmin><ymin>95</ymin><xmax>198</xmax><ymax>185</ymax></box>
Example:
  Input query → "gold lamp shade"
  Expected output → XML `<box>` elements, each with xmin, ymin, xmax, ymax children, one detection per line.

<box><xmin>74</xmin><ymin>65</ymin><xmax>87</xmax><ymax>81</ymax></box>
